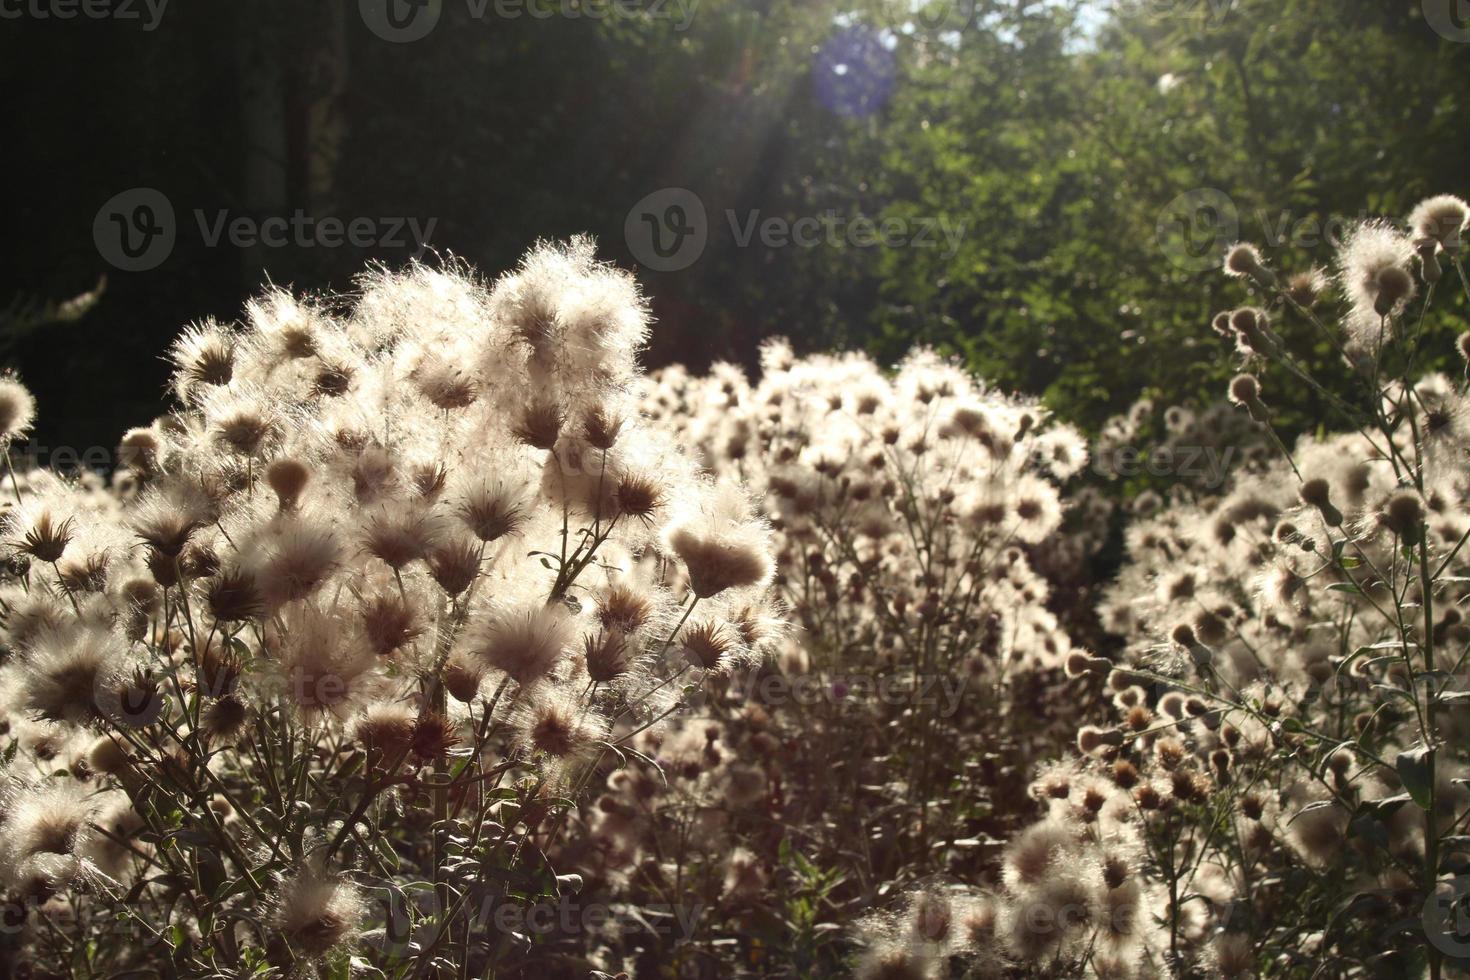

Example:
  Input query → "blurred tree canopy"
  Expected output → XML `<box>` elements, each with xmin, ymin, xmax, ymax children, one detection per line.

<box><xmin>851</xmin><ymin>0</ymin><xmax>1470</xmax><ymax>434</ymax></box>
<box><xmin>1</xmin><ymin>0</ymin><xmax>1465</xmax><ymax>454</ymax></box>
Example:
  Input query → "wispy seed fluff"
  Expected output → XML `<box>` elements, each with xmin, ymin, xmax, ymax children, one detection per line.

<box><xmin>272</xmin><ymin>871</ymin><xmax>366</xmax><ymax>958</ymax></box>
<box><xmin>1410</xmin><ymin>194</ymin><xmax>1469</xmax><ymax>283</ymax></box>
<box><xmin>0</xmin><ymin>781</ymin><xmax>99</xmax><ymax>888</ymax></box>
<box><xmin>1409</xmin><ymin>194</ymin><xmax>1467</xmax><ymax>254</ymax></box>
<box><xmin>1285</xmin><ymin>267</ymin><xmax>1329</xmax><ymax>308</ymax></box>
<box><xmin>350</xmin><ymin>700</ymin><xmax>419</xmax><ymax>761</ymax></box>
<box><xmin>19</xmin><ymin>626</ymin><xmax>131</xmax><ymax>724</ymax></box>
<box><xmin>266</xmin><ymin>604</ymin><xmax>379</xmax><ymax>720</ymax></box>
<box><xmin>1228</xmin><ymin>373</ymin><xmax>1268</xmax><ymax>422</ymax></box>
<box><xmin>455</xmin><ymin>479</ymin><xmax>527</xmax><ymax>543</ymax></box>
<box><xmin>854</xmin><ymin>943</ymin><xmax>935</xmax><ymax>980</ymax></box>
<box><xmin>1337</xmin><ymin>220</ymin><xmax>1416</xmax><ymax>331</ymax></box>
<box><xmin>1223</xmin><ymin>242</ymin><xmax>1273</xmax><ymax>285</ymax></box>
<box><xmin>0</xmin><ymin>239</ymin><xmax>793</xmax><ymax>974</ymax></box>
<box><xmin>492</xmin><ymin>237</ymin><xmax>648</xmax><ymax>368</ymax></box>
<box><xmin>168</xmin><ymin>320</ymin><xmax>235</xmax><ymax>404</ymax></box>
<box><xmin>665</xmin><ymin>481</ymin><xmax>775</xmax><ymax>599</ymax></box>
<box><xmin>510</xmin><ymin>684</ymin><xmax>610</xmax><ymax>782</ymax></box>
<box><xmin>463</xmin><ymin>601</ymin><xmax>575</xmax><ymax>686</ymax></box>
<box><xmin>0</xmin><ymin>377</ymin><xmax>37</xmax><ymax>444</ymax></box>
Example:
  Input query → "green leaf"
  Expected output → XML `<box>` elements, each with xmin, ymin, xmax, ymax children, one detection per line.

<box><xmin>1362</xmin><ymin>793</ymin><xmax>1413</xmax><ymax>817</ymax></box>
<box><xmin>1286</xmin><ymin>799</ymin><xmax>1340</xmax><ymax>827</ymax></box>
<box><xmin>1396</xmin><ymin>746</ymin><xmax>1435</xmax><ymax>810</ymax></box>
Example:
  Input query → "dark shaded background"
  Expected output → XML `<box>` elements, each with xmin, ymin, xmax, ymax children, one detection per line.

<box><xmin>4</xmin><ymin>0</ymin><xmax>831</xmax><ymax>453</ymax></box>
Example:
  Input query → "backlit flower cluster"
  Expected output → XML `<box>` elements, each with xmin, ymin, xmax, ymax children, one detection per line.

<box><xmin>0</xmin><ymin>241</ymin><xmax>782</xmax><ymax>976</ymax></box>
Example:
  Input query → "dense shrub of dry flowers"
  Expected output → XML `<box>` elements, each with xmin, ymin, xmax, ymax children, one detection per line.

<box><xmin>0</xmin><ymin>240</ymin><xmax>786</xmax><ymax>977</ymax></box>
<box><xmin>852</xmin><ymin>193</ymin><xmax>1470</xmax><ymax>978</ymax></box>
<box><xmin>566</xmin><ymin>344</ymin><xmax>1094</xmax><ymax>969</ymax></box>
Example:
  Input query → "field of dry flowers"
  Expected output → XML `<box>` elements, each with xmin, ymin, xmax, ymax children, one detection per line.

<box><xmin>2</xmin><ymin>195</ymin><xmax>1470</xmax><ymax>979</ymax></box>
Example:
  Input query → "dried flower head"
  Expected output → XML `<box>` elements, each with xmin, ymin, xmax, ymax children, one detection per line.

<box><xmin>1409</xmin><ymin>194</ymin><xmax>1468</xmax><ymax>253</ymax></box>
<box><xmin>273</xmin><ymin>872</ymin><xmax>366</xmax><ymax>959</ymax></box>
<box><xmin>466</xmin><ymin>602</ymin><xmax>574</xmax><ymax>685</ymax></box>
<box><xmin>667</xmin><ymin>484</ymin><xmax>774</xmax><ymax>598</ymax></box>
<box><xmin>1339</xmin><ymin>221</ymin><xmax>1416</xmax><ymax>321</ymax></box>
<box><xmin>0</xmin><ymin>378</ymin><xmax>37</xmax><ymax>444</ymax></box>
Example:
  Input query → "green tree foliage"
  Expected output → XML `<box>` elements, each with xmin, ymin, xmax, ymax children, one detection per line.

<box><xmin>784</xmin><ymin>0</ymin><xmax>1470</xmax><ymax>432</ymax></box>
